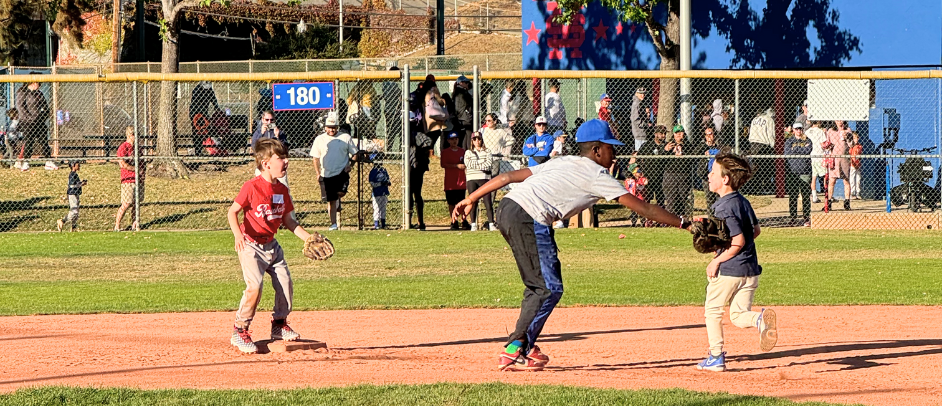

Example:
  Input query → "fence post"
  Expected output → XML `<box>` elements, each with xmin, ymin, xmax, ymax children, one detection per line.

<box><xmin>133</xmin><ymin>81</ymin><xmax>141</xmax><ymax>230</ymax></box>
<box><xmin>734</xmin><ymin>79</ymin><xmax>740</xmax><ymax>155</ymax></box>
<box><xmin>472</xmin><ymin>65</ymin><xmax>480</xmax><ymax>132</ymax></box>
<box><xmin>52</xmin><ymin>64</ymin><xmax>59</xmax><ymax>157</ymax></box>
<box><xmin>401</xmin><ymin>65</ymin><xmax>412</xmax><ymax>229</ymax></box>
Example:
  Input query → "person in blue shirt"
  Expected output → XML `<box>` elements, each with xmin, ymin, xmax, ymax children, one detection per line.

<box><xmin>522</xmin><ymin>116</ymin><xmax>554</xmax><ymax>167</ymax></box>
<box><xmin>368</xmin><ymin>151</ymin><xmax>391</xmax><ymax>229</ymax></box>
<box><xmin>57</xmin><ymin>161</ymin><xmax>87</xmax><ymax>232</ymax></box>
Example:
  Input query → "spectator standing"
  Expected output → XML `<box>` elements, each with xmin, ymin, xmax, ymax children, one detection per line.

<box><xmin>849</xmin><ymin>132</ymin><xmax>863</xmax><ymax>200</ymax></box>
<box><xmin>637</xmin><ymin>124</ymin><xmax>670</xmax><ymax>207</ymax></box>
<box><xmin>407</xmin><ymin>110</ymin><xmax>433</xmax><ymax>231</ymax></box>
<box><xmin>190</xmin><ymin>81</ymin><xmax>221</xmax><ymax>134</ymax></box>
<box><xmin>345</xmin><ymin>81</ymin><xmax>378</xmax><ymax>140</ymax></box>
<box><xmin>56</xmin><ymin>160</ymin><xmax>86</xmax><ymax>232</ymax></box>
<box><xmin>747</xmin><ymin>109</ymin><xmax>776</xmax><ymax>194</ymax></box>
<box><xmin>805</xmin><ymin>121</ymin><xmax>827</xmax><ymax>203</ymax></box>
<box><xmin>425</xmin><ymin>87</ymin><xmax>450</xmax><ymax>153</ymax></box>
<box><xmin>452</xmin><ymin>75</ymin><xmax>474</xmax><ymax>150</ymax></box>
<box><xmin>481</xmin><ymin>112</ymin><xmax>516</xmax><ymax>177</ymax></box>
<box><xmin>550</xmin><ymin>130</ymin><xmax>568</xmax><ymax>158</ymax></box>
<box><xmin>510</xmin><ymin>81</ymin><xmax>534</xmax><ymax>150</ymax></box>
<box><xmin>114</xmin><ymin>126</ymin><xmax>145</xmax><ymax>232</ymax></box>
<box><xmin>545</xmin><ymin>80</ymin><xmax>566</xmax><ymax>134</ymax></box>
<box><xmin>698</xmin><ymin>126</ymin><xmax>722</xmax><ymax>212</ymax></box>
<box><xmin>464</xmin><ymin>132</ymin><xmax>496</xmax><ymax>231</ymax></box>
<box><xmin>368</xmin><ymin>152</ymin><xmax>391</xmax><ymax>230</ymax></box>
<box><xmin>630</xmin><ymin>87</ymin><xmax>648</xmax><ymax>151</ymax></box>
<box><xmin>383</xmin><ymin>66</ymin><xmax>402</xmax><ymax>150</ymax></box>
<box><xmin>498</xmin><ymin>80</ymin><xmax>514</xmax><ymax>125</ymax></box>
<box><xmin>441</xmin><ymin>132</ymin><xmax>470</xmax><ymax>230</ymax></box>
<box><xmin>710</xmin><ymin>98</ymin><xmax>725</xmax><ymax>137</ymax></box>
<box><xmin>523</xmin><ymin>117</ymin><xmax>554</xmax><ymax>166</ymax></box>
<box><xmin>310</xmin><ymin>112</ymin><xmax>361</xmax><ymax>231</ymax></box>
<box><xmin>15</xmin><ymin>79</ymin><xmax>55</xmax><ymax>170</ymax></box>
<box><xmin>783</xmin><ymin>123</ymin><xmax>813</xmax><ymax>226</ymax></box>
<box><xmin>792</xmin><ymin>100</ymin><xmax>811</xmax><ymax>133</ymax></box>
<box><xmin>2</xmin><ymin>109</ymin><xmax>23</xmax><ymax>170</ymax></box>
<box><xmin>252</xmin><ymin>110</ymin><xmax>291</xmax><ymax>187</ymax></box>
<box><xmin>662</xmin><ymin>125</ymin><xmax>695</xmax><ymax>216</ymax></box>
<box><xmin>825</xmin><ymin>120</ymin><xmax>853</xmax><ymax>211</ymax></box>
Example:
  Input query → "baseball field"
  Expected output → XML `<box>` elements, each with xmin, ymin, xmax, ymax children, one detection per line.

<box><xmin>1</xmin><ymin>229</ymin><xmax>940</xmax><ymax>405</ymax></box>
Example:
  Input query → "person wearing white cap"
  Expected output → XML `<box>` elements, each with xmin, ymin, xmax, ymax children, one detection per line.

<box><xmin>783</xmin><ymin>122</ymin><xmax>813</xmax><ymax>226</ymax></box>
<box><xmin>310</xmin><ymin>111</ymin><xmax>361</xmax><ymax>230</ymax></box>
<box><xmin>522</xmin><ymin>116</ymin><xmax>554</xmax><ymax>167</ymax></box>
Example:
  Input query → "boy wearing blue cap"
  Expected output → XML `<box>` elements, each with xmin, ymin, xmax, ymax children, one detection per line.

<box><xmin>453</xmin><ymin>119</ymin><xmax>692</xmax><ymax>371</ymax></box>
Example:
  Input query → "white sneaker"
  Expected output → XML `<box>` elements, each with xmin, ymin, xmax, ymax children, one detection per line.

<box><xmin>327</xmin><ymin>224</ymin><xmax>339</xmax><ymax>231</ymax></box>
<box><xmin>488</xmin><ymin>222</ymin><xmax>498</xmax><ymax>231</ymax></box>
<box><xmin>12</xmin><ymin>161</ymin><xmax>21</xmax><ymax>170</ymax></box>
<box><xmin>44</xmin><ymin>161</ymin><xmax>59</xmax><ymax>170</ymax></box>
<box><xmin>553</xmin><ymin>220</ymin><xmax>564</xmax><ymax>229</ymax></box>
<box><xmin>470</xmin><ymin>223</ymin><xmax>478</xmax><ymax>231</ymax></box>
<box><xmin>19</xmin><ymin>161</ymin><xmax>29</xmax><ymax>171</ymax></box>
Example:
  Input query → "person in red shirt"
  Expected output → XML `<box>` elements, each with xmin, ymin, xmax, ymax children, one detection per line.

<box><xmin>113</xmin><ymin>126</ymin><xmax>145</xmax><ymax>231</ymax></box>
<box><xmin>226</xmin><ymin>138</ymin><xmax>316</xmax><ymax>354</ymax></box>
<box><xmin>441</xmin><ymin>132</ymin><xmax>469</xmax><ymax>230</ymax></box>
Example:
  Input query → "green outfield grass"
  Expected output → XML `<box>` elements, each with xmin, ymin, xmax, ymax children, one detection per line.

<box><xmin>0</xmin><ymin>384</ymin><xmax>851</xmax><ymax>406</ymax></box>
<box><xmin>1</xmin><ymin>228</ymin><xmax>940</xmax><ymax>315</ymax></box>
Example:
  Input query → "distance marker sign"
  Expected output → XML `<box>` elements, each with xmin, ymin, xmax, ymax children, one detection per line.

<box><xmin>272</xmin><ymin>82</ymin><xmax>335</xmax><ymax>111</ymax></box>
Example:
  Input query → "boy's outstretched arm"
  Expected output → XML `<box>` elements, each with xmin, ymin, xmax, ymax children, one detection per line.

<box><xmin>452</xmin><ymin>168</ymin><xmax>533</xmax><ymax>221</ymax></box>
<box><xmin>282</xmin><ymin>211</ymin><xmax>312</xmax><ymax>241</ymax></box>
<box><xmin>616</xmin><ymin>193</ymin><xmax>691</xmax><ymax>230</ymax></box>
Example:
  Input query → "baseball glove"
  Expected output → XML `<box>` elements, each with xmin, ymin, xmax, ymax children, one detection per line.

<box><xmin>691</xmin><ymin>217</ymin><xmax>732</xmax><ymax>254</ymax></box>
<box><xmin>303</xmin><ymin>232</ymin><xmax>335</xmax><ymax>260</ymax></box>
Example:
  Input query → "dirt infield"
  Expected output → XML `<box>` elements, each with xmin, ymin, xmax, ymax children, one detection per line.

<box><xmin>2</xmin><ymin>306</ymin><xmax>940</xmax><ymax>406</ymax></box>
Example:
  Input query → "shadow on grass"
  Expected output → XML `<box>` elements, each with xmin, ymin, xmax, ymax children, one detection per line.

<box><xmin>0</xmin><ymin>215</ymin><xmax>40</xmax><ymax>232</ymax></box>
<box><xmin>139</xmin><ymin>207</ymin><xmax>216</xmax><ymax>230</ymax></box>
<box><xmin>0</xmin><ymin>197</ymin><xmax>50</xmax><ymax>215</ymax></box>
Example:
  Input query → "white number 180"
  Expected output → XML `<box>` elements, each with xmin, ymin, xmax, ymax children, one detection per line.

<box><xmin>286</xmin><ymin>86</ymin><xmax>321</xmax><ymax>106</ymax></box>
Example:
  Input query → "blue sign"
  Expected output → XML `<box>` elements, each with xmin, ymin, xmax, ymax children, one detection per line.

<box><xmin>272</xmin><ymin>82</ymin><xmax>335</xmax><ymax>111</ymax></box>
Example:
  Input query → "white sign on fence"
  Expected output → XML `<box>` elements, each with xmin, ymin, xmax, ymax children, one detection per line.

<box><xmin>807</xmin><ymin>79</ymin><xmax>871</xmax><ymax>121</ymax></box>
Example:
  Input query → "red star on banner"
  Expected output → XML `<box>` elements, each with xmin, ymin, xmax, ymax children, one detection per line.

<box><xmin>593</xmin><ymin>20</ymin><xmax>608</xmax><ymax>42</ymax></box>
<box><xmin>615</xmin><ymin>22</ymin><xmax>623</xmax><ymax>35</ymax></box>
<box><xmin>524</xmin><ymin>21</ymin><xmax>541</xmax><ymax>46</ymax></box>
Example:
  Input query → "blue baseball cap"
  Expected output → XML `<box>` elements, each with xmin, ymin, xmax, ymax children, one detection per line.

<box><xmin>447</xmin><ymin>131</ymin><xmax>459</xmax><ymax>139</ymax></box>
<box><xmin>553</xmin><ymin>130</ymin><xmax>565</xmax><ymax>137</ymax></box>
<box><xmin>600</xmin><ymin>93</ymin><xmax>612</xmax><ymax>101</ymax></box>
<box><xmin>575</xmin><ymin>119</ymin><xmax>624</xmax><ymax>145</ymax></box>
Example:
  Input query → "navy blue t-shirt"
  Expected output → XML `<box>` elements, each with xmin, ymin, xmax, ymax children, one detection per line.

<box><xmin>710</xmin><ymin>191</ymin><xmax>761</xmax><ymax>277</ymax></box>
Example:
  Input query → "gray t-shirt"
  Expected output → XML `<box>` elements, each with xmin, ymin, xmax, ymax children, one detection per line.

<box><xmin>504</xmin><ymin>155</ymin><xmax>629</xmax><ymax>226</ymax></box>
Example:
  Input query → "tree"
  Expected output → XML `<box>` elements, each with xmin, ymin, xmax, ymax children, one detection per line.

<box><xmin>553</xmin><ymin>0</ymin><xmax>860</xmax><ymax>127</ymax></box>
<box><xmin>0</xmin><ymin>0</ymin><xmax>94</xmax><ymax>65</ymax></box>
<box><xmin>153</xmin><ymin>0</ymin><xmax>228</xmax><ymax>179</ymax></box>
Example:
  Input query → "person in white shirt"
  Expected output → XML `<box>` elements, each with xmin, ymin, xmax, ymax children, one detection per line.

<box><xmin>748</xmin><ymin>109</ymin><xmax>776</xmax><ymax>194</ymax></box>
<box><xmin>451</xmin><ymin>119</ymin><xmax>691</xmax><ymax>371</ymax></box>
<box><xmin>544</xmin><ymin>80</ymin><xmax>566</xmax><ymax>133</ymax></box>
<box><xmin>310</xmin><ymin>112</ymin><xmax>361</xmax><ymax>230</ymax></box>
<box><xmin>464</xmin><ymin>132</ymin><xmax>496</xmax><ymax>231</ymax></box>
<box><xmin>498</xmin><ymin>81</ymin><xmax>514</xmax><ymax>125</ymax></box>
<box><xmin>804</xmin><ymin>120</ymin><xmax>828</xmax><ymax>203</ymax></box>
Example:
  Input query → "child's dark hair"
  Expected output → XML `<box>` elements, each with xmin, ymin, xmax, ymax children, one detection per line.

<box><xmin>713</xmin><ymin>147</ymin><xmax>753</xmax><ymax>190</ymax></box>
<box><xmin>254</xmin><ymin>138</ymin><xmax>287</xmax><ymax>170</ymax></box>
<box><xmin>6</xmin><ymin>108</ymin><xmax>17</xmax><ymax>120</ymax></box>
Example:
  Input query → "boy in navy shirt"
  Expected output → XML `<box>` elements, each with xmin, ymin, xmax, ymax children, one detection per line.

<box><xmin>697</xmin><ymin>148</ymin><xmax>778</xmax><ymax>372</ymax></box>
<box><xmin>368</xmin><ymin>151</ymin><xmax>391</xmax><ymax>229</ymax></box>
<box><xmin>57</xmin><ymin>161</ymin><xmax>86</xmax><ymax>232</ymax></box>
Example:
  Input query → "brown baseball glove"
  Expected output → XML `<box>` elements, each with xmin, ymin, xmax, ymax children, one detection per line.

<box><xmin>691</xmin><ymin>216</ymin><xmax>732</xmax><ymax>254</ymax></box>
<box><xmin>303</xmin><ymin>232</ymin><xmax>335</xmax><ymax>260</ymax></box>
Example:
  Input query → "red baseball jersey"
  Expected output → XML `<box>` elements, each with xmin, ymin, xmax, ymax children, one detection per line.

<box><xmin>235</xmin><ymin>176</ymin><xmax>294</xmax><ymax>244</ymax></box>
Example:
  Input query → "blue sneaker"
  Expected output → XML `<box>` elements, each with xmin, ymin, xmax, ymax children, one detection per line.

<box><xmin>757</xmin><ymin>308</ymin><xmax>778</xmax><ymax>352</ymax></box>
<box><xmin>696</xmin><ymin>352</ymin><xmax>726</xmax><ymax>372</ymax></box>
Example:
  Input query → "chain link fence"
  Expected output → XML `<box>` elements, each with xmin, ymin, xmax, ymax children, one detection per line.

<box><xmin>1</xmin><ymin>70</ymin><xmax>940</xmax><ymax>232</ymax></box>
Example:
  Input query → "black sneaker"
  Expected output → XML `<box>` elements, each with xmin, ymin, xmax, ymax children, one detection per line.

<box><xmin>417</xmin><ymin>223</ymin><xmax>426</xmax><ymax>231</ymax></box>
<box><xmin>450</xmin><ymin>221</ymin><xmax>460</xmax><ymax>230</ymax></box>
<box><xmin>843</xmin><ymin>199</ymin><xmax>851</xmax><ymax>211</ymax></box>
<box><xmin>461</xmin><ymin>220</ymin><xmax>472</xmax><ymax>230</ymax></box>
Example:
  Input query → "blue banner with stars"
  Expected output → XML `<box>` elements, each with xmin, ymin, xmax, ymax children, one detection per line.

<box><xmin>522</xmin><ymin>1</ymin><xmax>654</xmax><ymax>70</ymax></box>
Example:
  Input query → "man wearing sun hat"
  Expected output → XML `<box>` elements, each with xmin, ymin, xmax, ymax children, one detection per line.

<box><xmin>451</xmin><ymin>118</ymin><xmax>691</xmax><ymax>372</ymax></box>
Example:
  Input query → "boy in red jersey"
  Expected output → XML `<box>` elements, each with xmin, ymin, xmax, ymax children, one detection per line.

<box><xmin>227</xmin><ymin>138</ymin><xmax>315</xmax><ymax>354</ymax></box>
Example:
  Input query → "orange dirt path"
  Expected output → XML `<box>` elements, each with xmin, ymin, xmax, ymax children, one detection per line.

<box><xmin>2</xmin><ymin>306</ymin><xmax>940</xmax><ymax>406</ymax></box>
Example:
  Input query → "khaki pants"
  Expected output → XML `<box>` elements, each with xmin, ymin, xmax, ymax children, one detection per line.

<box><xmin>234</xmin><ymin>238</ymin><xmax>293</xmax><ymax>329</ymax></box>
<box><xmin>704</xmin><ymin>275</ymin><xmax>762</xmax><ymax>356</ymax></box>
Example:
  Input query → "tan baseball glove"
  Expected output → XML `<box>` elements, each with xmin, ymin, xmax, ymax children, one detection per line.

<box><xmin>303</xmin><ymin>232</ymin><xmax>335</xmax><ymax>260</ymax></box>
